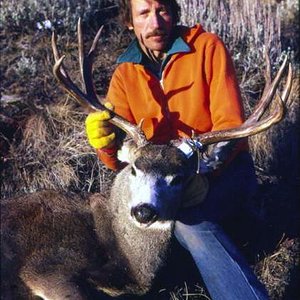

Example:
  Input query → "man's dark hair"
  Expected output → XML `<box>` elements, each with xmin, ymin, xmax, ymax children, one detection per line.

<box><xmin>118</xmin><ymin>0</ymin><xmax>181</xmax><ymax>27</ymax></box>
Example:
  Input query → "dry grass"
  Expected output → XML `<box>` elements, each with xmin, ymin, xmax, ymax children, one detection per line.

<box><xmin>1</xmin><ymin>98</ymin><xmax>115</xmax><ymax>197</ymax></box>
<box><xmin>255</xmin><ymin>238</ymin><xmax>300</xmax><ymax>299</ymax></box>
<box><xmin>168</xmin><ymin>283</ymin><xmax>212</xmax><ymax>300</ymax></box>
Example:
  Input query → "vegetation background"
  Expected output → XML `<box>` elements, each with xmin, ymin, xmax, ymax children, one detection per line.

<box><xmin>0</xmin><ymin>0</ymin><xmax>299</xmax><ymax>299</ymax></box>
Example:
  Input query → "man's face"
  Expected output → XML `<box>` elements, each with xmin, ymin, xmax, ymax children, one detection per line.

<box><xmin>129</xmin><ymin>0</ymin><xmax>174</xmax><ymax>57</ymax></box>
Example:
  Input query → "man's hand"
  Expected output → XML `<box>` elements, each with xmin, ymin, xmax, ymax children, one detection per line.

<box><xmin>199</xmin><ymin>141</ymin><xmax>238</xmax><ymax>174</ymax></box>
<box><xmin>85</xmin><ymin>104</ymin><xmax>116</xmax><ymax>149</ymax></box>
<box><xmin>177</xmin><ymin>140</ymin><xmax>238</xmax><ymax>174</ymax></box>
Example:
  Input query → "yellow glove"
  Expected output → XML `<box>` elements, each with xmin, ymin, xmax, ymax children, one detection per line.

<box><xmin>85</xmin><ymin>104</ymin><xmax>116</xmax><ymax>149</ymax></box>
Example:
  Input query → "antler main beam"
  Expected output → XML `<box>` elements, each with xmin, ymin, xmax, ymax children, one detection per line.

<box><xmin>193</xmin><ymin>56</ymin><xmax>293</xmax><ymax>146</ymax></box>
<box><xmin>52</xmin><ymin>19</ymin><xmax>293</xmax><ymax>151</ymax></box>
<box><xmin>52</xmin><ymin>18</ymin><xmax>148</xmax><ymax>147</ymax></box>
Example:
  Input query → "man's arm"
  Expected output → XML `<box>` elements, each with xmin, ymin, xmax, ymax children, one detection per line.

<box><xmin>201</xmin><ymin>35</ymin><xmax>248</xmax><ymax>174</ymax></box>
<box><xmin>88</xmin><ymin>67</ymin><xmax>135</xmax><ymax>170</ymax></box>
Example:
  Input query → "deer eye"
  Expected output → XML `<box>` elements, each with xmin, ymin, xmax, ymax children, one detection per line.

<box><xmin>131</xmin><ymin>166</ymin><xmax>137</xmax><ymax>176</ymax></box>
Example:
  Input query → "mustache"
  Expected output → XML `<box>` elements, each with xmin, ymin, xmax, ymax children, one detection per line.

<box><xmin>145</xmin><ymin>29</ymin><xmax>167</xmax><ymax>39</ymax></box>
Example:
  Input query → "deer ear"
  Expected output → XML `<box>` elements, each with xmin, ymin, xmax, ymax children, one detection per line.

<box><xmin>117</xmin><ymin>140</ymin><xmax>138</xmax><ymax>163</ymax></box>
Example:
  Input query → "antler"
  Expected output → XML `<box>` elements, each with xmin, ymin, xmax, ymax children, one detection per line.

<box><xmin>52</xmin><ymin>18</ymin><xmax>148</xmax><ymax>147</ymax></box>
<box><xmin>192</xmin><ymin>54</ymin><xmax>293</xmax><ymax>146</ymax></box>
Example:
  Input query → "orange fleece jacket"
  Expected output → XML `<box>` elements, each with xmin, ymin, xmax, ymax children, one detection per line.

<box><xmin>98</xmin><ymin>24</ymin><xmax>247</xmax><ymax>170</ymax></box>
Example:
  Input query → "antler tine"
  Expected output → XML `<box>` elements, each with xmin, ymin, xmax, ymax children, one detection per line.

<box><xmin>52</xmin><ymin>32</ymin><xmax>72</xmax><ymax>82</ymax></box>
<box><xmin>77</xmin><ymin>17</ymin><xmax>103</xmax><ymax>101</ymax></box>
<box><xmin>263</xmin><ymin>50</ymin><xmax>272</xmax><ymax>88</ymax></box>
<box><xmin>52</xmin><ymin>33</ymin><xmax>97</xmax><ymax>111</ymax></box>
<box><xmin>282</xmin><ymin>62</ymin><xmax>293</xmax><ymax>107</ymax></box>
<box><xmin>191</xmin><ymin>56</ymin><xmax>293</xmax><ymax>147</ymax></box>
<box><xmin>78</xmin><ymin>18</ymin><xmax>85</xmax><ymax>88</ymax></box>
<box><xmin>245</xmin><ymin>56</ymin><xmax>293</xmax><ymax>128</ymax></box>
<box><xmin>52</xmin><ymin>20</ymin><xmax>148</xmax><ymax>147</ymax></box>
<box><xmin>244</xmin><ymin>54</ymin><xmax>289</xmax><ymax>125</ymax></box>
<box><xmin>52</xmin><ymin>32</ymin><xmax>61</xmax><ymax>69</ymax></box>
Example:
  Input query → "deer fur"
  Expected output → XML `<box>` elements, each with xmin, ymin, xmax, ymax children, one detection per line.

<box><xmin>1</xmin><ymin>141</ymin><xmax>191</xmax><ymax>299</ymax></box>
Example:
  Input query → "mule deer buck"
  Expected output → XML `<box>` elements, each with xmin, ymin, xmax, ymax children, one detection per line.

<box><xmin>1</xmin><ymin>19</ymin><xmax>293</xmax><ymax>299</ymax></box>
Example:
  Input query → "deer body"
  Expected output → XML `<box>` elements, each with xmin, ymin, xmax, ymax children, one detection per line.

<box><xmin>1</xmin><ymin>143</ymin><xmax>189</xmax><ymax>299</ymax></box>
<box><xmin>1</xmin><ymin>191</ymin><xmax>102</xmax><ymax>299</ymax></box>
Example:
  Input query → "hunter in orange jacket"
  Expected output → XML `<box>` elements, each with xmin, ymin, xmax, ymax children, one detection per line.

<box><xmin>98</xmin><ymin>24</ymin><xmax>247</xmax><ymax>170</ymax></box>
<box><xmin>87</xmin><ymin>2</ymin><xmax>269</xmax><ymax>298</ymax></box>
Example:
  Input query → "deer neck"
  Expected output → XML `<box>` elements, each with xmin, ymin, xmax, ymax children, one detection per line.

<box><xmin>109</xmin><ymin>168</ymin><xmax>174</xmax><ymax>290</ymax></box>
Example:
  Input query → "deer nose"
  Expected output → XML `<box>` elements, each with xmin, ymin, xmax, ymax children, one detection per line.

<box><xmin>131</xmin><ymin>204</ymin><xmax>158</xmax><ymax>224</ymax></box>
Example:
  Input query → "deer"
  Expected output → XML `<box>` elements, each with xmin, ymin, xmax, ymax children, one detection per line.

<box><xmin>1</xmin><ymin>19</ymin><xmax>293</xmax><ymax>300</ymax></box>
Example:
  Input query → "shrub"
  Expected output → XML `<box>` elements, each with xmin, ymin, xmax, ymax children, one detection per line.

<box><xmin>0</xmin><ymin>0</ymin><xmax>118</xmax><ymax>34</ymax></box>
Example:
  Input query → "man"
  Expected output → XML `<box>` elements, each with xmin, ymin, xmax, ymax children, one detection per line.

<box><xmin>86</xmin><ymin>0</ymin><xmax>269</xmax><ymax>299</ymax></box>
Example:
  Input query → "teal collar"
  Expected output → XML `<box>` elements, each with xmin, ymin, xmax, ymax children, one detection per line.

<box><xmin>117</xmin><ymin>39</ymin><xmax>143</xmax><ymax>64</ymax></box>
<box><xmin>117</xmin><ymin>32</ymin><xmax>191</xmax><ymax>65</ymax></box>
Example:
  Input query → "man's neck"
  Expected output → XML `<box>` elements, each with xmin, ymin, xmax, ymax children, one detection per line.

<box><xmin>140</xmin><ymin>45</ymin><xmax>167</xmax><ymax>64</ymax></box>
<box><xmin>142</xmin><ymin>49</ymin><xmax>176</xmax><ymax>80</ymax></box>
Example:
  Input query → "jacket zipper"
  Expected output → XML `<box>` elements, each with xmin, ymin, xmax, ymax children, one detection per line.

<box><xmin>159</xmin><ymin>69</ymin><xmax>165</xmax><ymax>90</ymax></box>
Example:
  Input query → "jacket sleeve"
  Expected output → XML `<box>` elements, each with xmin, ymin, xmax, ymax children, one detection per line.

<box><xmin>107</xmin><ymin>66</ymin><xmax>135</xmax><ymax>123</ymax></box>
<box><xmin>202</xmin><ymin>36</ymin><xmax>249</xmax><ymax>173</ymax></box>
<box><xmin>205</xmin><ymin>35</ymin><xmax>245</xmax><ymax>130</ymax></box>
<box><xmin>96</xmin><ymin>147</ymin><xmax>127</xmax><ymax>171</ymax></box>
<box><xmin>96</xmin><ymin>66</ymin><xmax>135</xmax><ymax>170</ymax></box>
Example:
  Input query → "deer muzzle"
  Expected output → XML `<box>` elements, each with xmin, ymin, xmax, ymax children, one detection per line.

<box><xmin>131</xmin><ymin>204</ymin><xmax>158</xmax><ymax>225</ymax></box>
